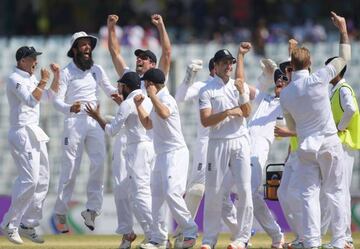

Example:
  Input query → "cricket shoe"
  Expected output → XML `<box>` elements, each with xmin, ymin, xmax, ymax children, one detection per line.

<box><xmin>272</xmin><ymin>236</ymin><xmax>285</xmax><ymax>249</ymax></box>
<box><xmin>174</xmin><ymin>233</ymin><xmax>184</xmax><ymax>249</ymax></box>
<box><xmin>81</xmin><ymin>209</ymin><xmax>98</xmax><ymax>231</ymax></box>
<box><xmin>19</xmin><ymin>224</ymin><xmax>44</xmax><ymax>243</ymax></box>
<box><xmin>140</xmin><ymin>241</ymin><xmax>168</xmax><ymax>249</ymax></box>
<box><xmin>119</xmin><ymin>232</ymin><xmax>137</xmax><ymax>249</ymax></box>
<box><xmin>54</xmin><ymin>214</ymin><xmax>69</xmax><ymax>233</ymax></box>
<box><xmin>200</xmin><ymin>244</ymin><xmax>214</xmax><ymax>249</ymax></box>
<box><xmin>179</xmin><ymin>237</ymin><xmax>196</xmax><ymax>248</ymax></box>
<box><xmin>227</xmin><ymin>241</ymin><xmax>247</xmax><ymax>249</ymax></box>
<box><xmin>0</xmin><ymin>225</ymin><xmax>23</xmax><ymax>244</ymax></box>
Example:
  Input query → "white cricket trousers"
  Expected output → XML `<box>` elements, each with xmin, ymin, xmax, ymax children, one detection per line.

<box><xmin>186</xmin><ymin>137</ymin><xmax>208</xmax><ymax>188</ymax></box>
<box><xmin>1</xmin><ymin>127</ymin><xmax>49</xmax><ymax>231</ymax></box>
<box><xmin>277</xmin><ymin>152</ymin><xmax>303</xmax><ymax>240</ymax></box>
<box><xmin>203</xmin><ymin>136</ymin><xmax>253</xmax><ymax>246</ymax></box>
<box><xmin>54</xmin><ymin>115</ymin><xmax>105</xmax><ymax>215</ymax></box>
<box><xmin>124</xmin><ymin>141</ymin><xmax>154</xmax><ymax>239</ymax></box>
<box><xmin>150</xmin><ymin>146</ymin><xmax>198</xmax><ymax>244</ymax></box>
<box><xmin>112</xmin><ymin>135</ymin><xmax>133</xmax><ymax>234</ymax></box>
<box><xmin>320</xmin><ymin>144</ymin><xmax>355</xmax><ymax>242</ymax></box>
<box><xmin>297</xmin><ymin>134</ymin><xmax>346</xmax><ymax>248</ymax></box>
<box><xmin>250</xmin><ymin>136</ymin><xmax>283</xmax><ymax>242</ymax></box>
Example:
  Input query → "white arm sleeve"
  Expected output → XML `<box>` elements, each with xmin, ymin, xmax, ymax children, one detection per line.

<box><xmin>338</xmin><ymin>87</ymin><xmax>356</xmax><ymax>131</ymax></box>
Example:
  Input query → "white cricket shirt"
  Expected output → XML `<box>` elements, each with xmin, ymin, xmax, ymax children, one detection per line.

<box><xmin>198</xmin><ymin>75</ymin><xmax>248</xmax><ymax>139</ymax></box>
<box><xmin>54</xmin><ymin>62</ymin><xmax>117</xmax><ymax>115</ymax></box>
<box><xmin>175</xmin><ymin>76</ymin><xmax>213</xmax><ymax>140</ymax></box>
<box><xmin>280</xmin><ymin>65</ymin><xmax>338</xmax><ymax>151</ymax></box>
<box><xmin>7</xmin><ymin>67</ymin><xmax>54</xmax><ymax>128</ymax></box>
<box><xmin>105</xmin><ymin>89</ymin><xmax>153</xmax><ymax>144</ymax></box>
<box><xmin>150</xmin><ymin>86</ymin><xmax>187</xmax><ymax>154</ymax></box>
<box><xmin>248</xmin><ymin>89</ymin><xmax>283</xmax><ymax>143</ymax></box>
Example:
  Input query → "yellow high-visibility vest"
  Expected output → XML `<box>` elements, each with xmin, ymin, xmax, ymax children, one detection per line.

<box><xmin>289</xmin><ymin>136</ymin><xmax>298</xmax><ymax>152</ymax></box>
<box><xmin>330</xmin><ymin>82</ymin><xmax>360</xmax><ymax>149</ymax></box>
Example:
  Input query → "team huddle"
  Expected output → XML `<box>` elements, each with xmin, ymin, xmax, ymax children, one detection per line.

<box><xmin>0</xmin><ymin>10</ymin><xmax>359</xmax><ymax>249</ymax></box>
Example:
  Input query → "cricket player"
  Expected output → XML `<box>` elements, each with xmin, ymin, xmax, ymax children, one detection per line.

<box><xmin>53</xmin><ymin>31</ymin><xmax>120</xmax><ymax>232</ymax></box>
<box><xmin>107</xmin><ymin>14</ymin><xmax>171</xmax><ymax>247</ymax></box>
<box><xmin>199</xmin><ymin>44</ymin><xmax>253</xmax><ymax>249</ymax></box>
<box><xmin>279</xmin><ymin>11</ymin><xmax>350</xmax><ymax>249</ymax></box>
<box><xmin>320</xmin><ymin>57</ymin><xmax>359</xmax><ymax>249</ymax></box>
<box><xmin>174</xmin><ymin>58</ymin><xmax>240</xmax><ymax>247</ymax></box>
<box><xmin>134</xmin><ymin>68</ymin><xmax>198</xmax><ymax>249</ymax></box>
<box><xmin>0</xmin><ymin>46</ymin><xmax>60</xmax><ymax>244</ymax></box>
<box><xmin>85</xmin><ymin>72</ymin><xmax>154</xmax><ymax>249</ymax></box>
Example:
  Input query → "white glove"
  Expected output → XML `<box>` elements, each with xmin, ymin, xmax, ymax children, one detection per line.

<box><xmin>258</xmin><ymin>58</ymin><xmax>277</xmax><ymax>84</ymax></box>
<box><xmin>183</xmin><ymin>59</ymin><xmax>203</xmax><ymax>85</ymax></box>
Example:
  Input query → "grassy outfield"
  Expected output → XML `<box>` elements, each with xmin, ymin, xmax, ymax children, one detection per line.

<box><xmin>0</xmin><ymin>232</ymin><xmax>359</xmax><ymax>249</ymax></box>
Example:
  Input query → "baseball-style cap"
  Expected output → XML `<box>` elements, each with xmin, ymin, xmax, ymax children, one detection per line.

<box><xmin>274</xmin><ymin>68</ymin><xmax>288</xmax><ymax>83</ymax></box>
<box><xmin>67</xmin><ymin>31</ymin><xmax>98</xmax><ymax>58</ymax></box>
<box><xmin>117</xmin><ymin>72</ymin><xmax>141</xmax><ymax>90</ymax></box>
<box><xmin>16</xmin><ymin>46</ymin><xmax>42</xmax><ymax>61</ymax></box>
<box><xmin>279</xmin><ymin>60</ymin><xmax>291</xmax><ymax>74</ymax></box>
<box><xmin>213</xmin><ymin>49</ymin><xmax>236</xmax><ymax>64</ymax></box>
<box><xmin>141</xmin><ymin>68</ymin><xmax>165</xmax><ymax>84</ymax></box>
<box><xmin>208</xmin><ymin>58</ymin><xmax>215</xmax><ymax>72</ymax></box>
<box><xmin>134</xmin><ymin>49</ymin><xmax>157</xmax><ymax>63</ymax></box>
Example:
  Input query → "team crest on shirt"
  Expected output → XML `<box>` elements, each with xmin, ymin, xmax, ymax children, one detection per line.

<box><xmin>92</xmin><ymin>72</ymin><xmax>97</xmax><ymax>81</ymax></box>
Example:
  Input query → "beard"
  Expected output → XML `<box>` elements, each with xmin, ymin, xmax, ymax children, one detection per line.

<box><xmin>122</xmin><ymin>88</ymin><xmax>130</xmax><ymax>100</ymax></box>
<box><xmin>74</xmin><ymin>51</ymin><xmax>94</xmax><ymax>71</ymax></box>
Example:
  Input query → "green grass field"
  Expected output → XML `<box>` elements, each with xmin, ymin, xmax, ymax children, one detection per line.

<box><xmin>0</xmin><ymin>232</ymin><xmax>359</xmax><ymax>249</ymax></box>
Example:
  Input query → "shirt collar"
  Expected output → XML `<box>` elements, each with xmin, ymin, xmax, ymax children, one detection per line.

<box><xmin>330</xmin><ymin>78</ymin><xmax>346</xmax><ymax>93</ymax></box>
<box><xmin>292</xmin><ymin>69</ymin><xmax>310</xmax><ymax>81</ymax></box>
<box><xmin>14</xmin><ymin>66</ymin><xmax>31</xmax><ymax>78</ymax></box>
<box><xmin>126</xmin><ymin>89</ymin><xmax>143</xmax><ymax>100</ymax></box>
<box><xmin>214</xmin><ymin>74</ymin><xmax>230</xmax><ymax>85</ymax></box>
<box><xmin>70</xmin><ymin>61</ymin><xmax>90</xmax><ymax>73</ymax></box>
<box><xmin>156</xmin><ymin>86</ymin><xmax>169</xmax><ymax>97</ymax></box>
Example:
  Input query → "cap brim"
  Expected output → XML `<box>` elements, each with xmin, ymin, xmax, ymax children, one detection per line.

<box><xmin>279</xmin><ymin>61</ymin><xmax>291</xmax><ymax>74</ymax></box>
<box><xmin>214</xmin><ymin>56</ymin><xmax>236</xmax><ymax>64</ymax></box>
<box><xmin>67</xmin><ymin>36</ymin><xmax>98</xmax><ymax>58</ymax></box>
<box><xmin>134</xmin><ymin>49</ymin><xmax>146</xmax><ymax>57</ymax></box>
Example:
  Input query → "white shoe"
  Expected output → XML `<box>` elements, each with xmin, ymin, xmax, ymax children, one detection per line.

<box><xmin>140</xmin><ymin>241</ymin><xmax>167</xmax><ymax>249</ymax></box>
<box><xmin>19</xmin><ymin>224</ymin><xmax>44</xmax><ymax>243</ymax></box>
<box><xmin>119</xmin><ymin>232</ymin><xmax>137</xmax><ymax>249</ymax></box>
<box><xmin>54</xmin><ymin>214</ymin><xmax>69</xmax><ymax>233</ymax></box>
<box><xmin>272</xmin><ymin>236</ymin><xmax>285</xmax><ymax>249</ymax></box>
<box><xmin>174</xmin><ymin>233</ymin><xmax>184</xmax><ymax>249</ymax></box>
<box><xmin>81</xmin><ymin>209</ymin><xmax>97</xmax><ymax>231</ymax></box>
<box><xmin>0</xmin><ymin>225</ymin><xmax>24</xmax><ymax>244</ymax></box>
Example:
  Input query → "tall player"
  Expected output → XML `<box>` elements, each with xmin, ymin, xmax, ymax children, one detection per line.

<box><xmin>107</xmin><ymin>13</ymin><xmax>172</xmax><ymax>247</ymax></box>
<box><xmin>1</xmin><ymin>46</ymin><xmax>60</xmax><ymax>244</ymax></box>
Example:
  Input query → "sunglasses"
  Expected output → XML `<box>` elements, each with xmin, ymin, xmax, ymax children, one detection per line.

<box><xmin>276</xmin><ymin>75</ymin><xmax>288</xmax><ymax>82</ymax></box>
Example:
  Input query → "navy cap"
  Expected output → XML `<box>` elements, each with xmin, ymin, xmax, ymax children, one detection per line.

<box><xmin>134</xmin><ymin>49</ymin><xmax>157</xmax><ymax>63</ymax></box>
<box><xmin>16</xmin><ymin>46</ymin><xmax>42</xmax><ymax>61</ymax></box>
<box><xmin>213</xmin><ymin>49</ymin><xmax>236</xmax><ymax>64</ymax></box>
<box><xmin>208</xmin><ymin>58</ymin><xmax>215</xmax><ymax>72</ymax></box>
<box><xmin>141</xmin><ymin>68</ymin><xmax>165</xmax><ymax>84</ymax></box>
<box><xmin>274</xmin><ymin>69</ymin><xmax>288</xmax><ymax>83</ymax></box>
<box><xmin>279</xmin><ymin>60</ymin><xmax>291</xmax><ymax>74</ymax></box>
<box><xmin>117</xmin><ymin>72</ymin><xmax>141</xmax><ymax>90</ymax></box>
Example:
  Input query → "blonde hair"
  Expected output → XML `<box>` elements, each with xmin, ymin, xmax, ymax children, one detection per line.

<box><xmin>291</xmin><ymin>47</ymin><xmax>311</xmax><ymax>70</ymax></box>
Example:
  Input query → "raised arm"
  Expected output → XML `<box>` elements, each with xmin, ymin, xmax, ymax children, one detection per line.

<box><xmin>107</xmin><ymin>14</ymin><xmax>128</xmax><ymax>76</ymax></box>
<box><xmin>152</xmin><ymin>14</ymin><xmax>171</xmax><ymax>76</ymax></box>
<box><xmin>134</xmin><ymin>94</ymin><xmax>153</xmax><ymax>130</ymax></box>
<box><xmin>235</xmin><ymin>42</ymin><xmax>252</xmax><ymax>117</ymax></box>
<box><xmin>331</xmin><ymin>11</ymin><xmax>351</xmax><ymax>61</ymax></box>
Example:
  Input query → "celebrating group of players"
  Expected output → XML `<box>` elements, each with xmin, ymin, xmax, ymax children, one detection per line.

<box><xmin>0</xmin><ymin>9</ymin><xmax>359</xmax><ymax>249</ymax></box>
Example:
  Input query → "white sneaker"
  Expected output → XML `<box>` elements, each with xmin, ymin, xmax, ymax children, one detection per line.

<box><xmin>19</xmin><ymin>224</ymin><xmax>44</xmax><ymax>243</ymax></box>
<box><xmin>0</xmin><ymin>225</ymin><xmax>24</xmax><ymax>244</ymax></box>
<box><xmin>140</xmin><ymin>241</ymin><xmax>167</xmax><ymax>249</ymax></box>
<box><xmin>54</xmin><ymin>214</ymin><xmax>69</xmax><ymax>233</ymax></box>
<box><xmin>81</xmin><ymin>209</ymin><xmax>97</xmax><ymax>231</ymax></box>
<box><xmin>119</xmin><ymin>232</ymin><xmax>137</xmax><ymax>249</ymax></box>
<box><xmin>174</xmin><ymin>233</ymin><xmax>184</xmax><ymax>249</ymax></box>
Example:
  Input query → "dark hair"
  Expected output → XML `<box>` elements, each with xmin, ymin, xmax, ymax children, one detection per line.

<box><xmin>208</xmin><ymin>58</ymin><xmax>215</xmax><ymax>72</ymax></box>
<box><xmin>325</xmin><ymin>56</ymin><xmax>347</xmax><ymax>78</ymax></box>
